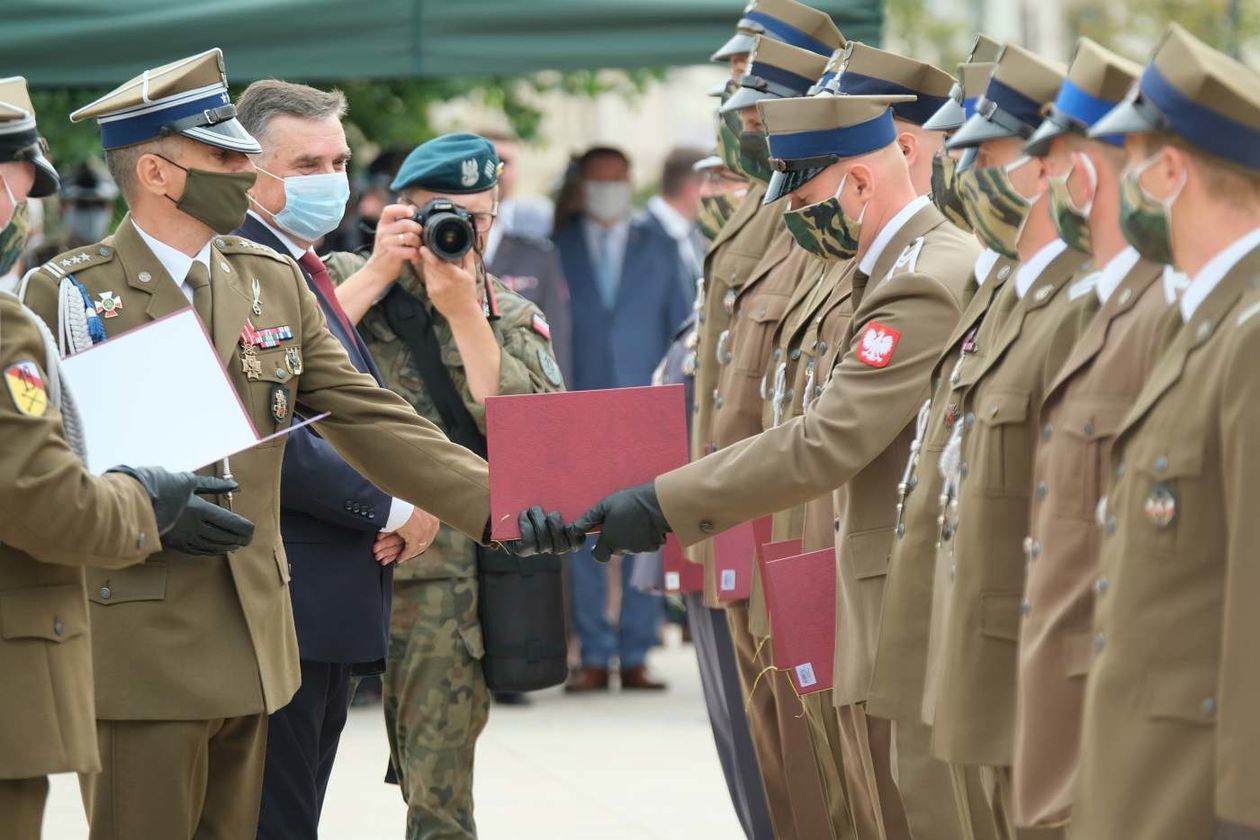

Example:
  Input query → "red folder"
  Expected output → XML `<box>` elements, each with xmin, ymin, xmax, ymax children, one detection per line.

<box><xmin>662</xmin><ymin>535</ymin><xmax>704</xmax><ymax>595</ymax></box>
<box><xmin>756</xmin><ymin>537</ymin><xmax>804</xmax><ymax>613</ymax></box>
<box><xmin>762</xmin><ymin>548</ymin><xmax>836</xmax><ymax>695</ymax></box>
<box><xmin>485</xmin><ymin>385</ymin><xmax>688</xmax><ymax>541</ymax></box>
<box><xmin>712</xmin><ymin>516</ymin><xmax>773</xmax><ymax>603</ymax></box>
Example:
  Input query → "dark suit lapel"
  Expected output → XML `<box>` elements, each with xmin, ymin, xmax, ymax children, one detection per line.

<box><xmin>112</xmin><ymin>215</ymin><xmax>190</xmax><ymax>322</ymax></box>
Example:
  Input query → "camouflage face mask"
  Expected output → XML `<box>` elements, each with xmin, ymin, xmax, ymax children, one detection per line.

<box><xmin>958</xmin><ymin>156</ymin><xmax>1039</xmax><ymax>259</ymax></box>
<box><xmin>737</xmin><ymin>130</ymin><xmax>774</xmax><ymax>185</ymax></box>
<box><xmin>698</xmin><ymin>192</ymin><xmax>742</xmax><ymax>240</ymax></box>
<box><xmin>783</xmin><ymin>172</ymin><xmax>865</xmax><ymax>262</ymax></box>
<box><xmin>1119</xmin><ymin>152</ymin><xmax>1183</xmax><ymax>266</ymax></box>
<box><xmin>930</xmin><ymin>151</ymin><xmax>971</xmax><ymax>233</ymax></box>
<box><xmin>1048</xmin><ymin>153</ymin><xmax>1096</xmax><ymax>255</ymax></box>
<box><xmin>717</xmin><ymin>104</ymin><xmax>745</xmax><ymax>176</ymax></box>
<box><xmin>0</xmin><ymin>199</ymin><xmax>31</xmax><ymax>276</ymax></box>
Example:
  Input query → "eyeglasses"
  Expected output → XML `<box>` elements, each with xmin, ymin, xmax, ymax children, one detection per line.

<box><xmin>469</xmin><ymin>210</ymin><xmax>498</xmax><ymax>233</ymax></box>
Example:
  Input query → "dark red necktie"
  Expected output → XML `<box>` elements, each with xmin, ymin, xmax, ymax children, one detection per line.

<box><xmin>299</xmin><ymin>250</ymin><xmax>356</xmax><ymax>338</ymax></box>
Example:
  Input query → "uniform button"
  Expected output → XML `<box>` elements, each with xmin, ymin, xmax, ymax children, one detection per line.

<box><xmin>1042</xmin><ymin>423</ymin><xmax>1053</xmax><ymax>441</ymax></box>
<box><xmin>948</xmin><ymin>563</ymin><xmax>956</xmax><ymax>580</ymax></box>
<box><xmin>136</xmin><ymin>532</ymin><xmax>146</xmax><ymax>549</ymax></box>
<box><xmin>368</xmin><ymin>511</ymin><xmax>376</xmax><ymax>520</ymax></box>
<box><xmin>1028</xmin><ymin>539</ymin><xmax>1041</xmax><ymax>559</ymax></box>
<box><xmin>53</xmin><ymin>618</ymin><xmax>64</xmax><ymax>636</ymax></box>
<box><xmin>715</xmin><ymin>396</ymin><xmax>725</xmax><ymax>409</ymax></box>
<box><xmin>138</xmin><ymin>271</ymin><xmax>152</xmax><ymax>283</ymax></box>
<box><xmin>1095</xmin><ymin>576</ymin><xmax>1109</xmax><ymax>596</ymax></box>
<box><xmin>964</xmin><ymin>412</ymin><xmax>975</xmax><ymax>429</ymax></box>
<box><xmin>1093</xmin><ymin>632</ymin><xmax>1106</xmax><ymax>653</ymax></box>
<box><xmin>908</xmin><ymin>476</ymin><xmax>918</xmax><ymax>490</ymax></box>
<box><xmin>1083</xmin><ymin>420</ymin><xmax>1095</xmax><ymax>436</ymax></box>
<box><xmin>1201</xmin><ymin>697</ymin><xmax>1217</xmax><ymax>716</ymax></box>
<box><xmin>896</xmin><ymin>522</ymin><xmax>905</xmax><ymax>538</ymax></box>
<box><xmin>1105</xmin><ymin>515</ymin><xmax>1117</xmax><ymax>535</ymax></box>
<box><xmin>818</xmin><ymin>341</ymin><xmax>828</xmax><ymax>354</ymax></box>
<box><xmin>772</xmin><ymin>348</ymin><xmax>782</xmax><ymax>361</ymax></box>
<box><xmin>699</xmin><ymin>520</ymin><xmax>715</xmax><ymax>534</ymax></box>
<box><xmin>1022</xmin><ymin>535</ymin><xmax>1034</xmax><ymax>555</ymax></box>
<box><xmin>790</xmin><ymin>348</ymin><xmax>801</xmax><ymax>360</ymax></box>
<box><xmin>1020</xmin><ymin>599</ymin><xmax>1030</xmax><ymax>617</ymax></box>
<box><xmin>98</xmin><ymin>586</ymin><xmax>111</xmax><ymax>600</ymax></box>
<box><xmin>1153</xmin><ymin>455</ymin><xmax>1168</xmax><ymax>474</ymax></box>
<box><xmin>98</xmin><ymin>246</ymin><xmax>112</xmax><ymax>257</ymax></box>
<box><xmin>1036</xmin><ymin>481</ymin><xmax>1048</xmax><ymax>499</ymax></box>
<box><xmin>214</xmin><ymin>238</ymin><xmax>227</xmax><ymax>249</ymax></box>
<box><xmin>344</xmin><ymin>501</ymin><xmax>353</xmax><ymax>511</ymax></box>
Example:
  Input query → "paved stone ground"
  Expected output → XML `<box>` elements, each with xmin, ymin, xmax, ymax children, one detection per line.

<box><xmin>43</xmin><ymin>629</ymin><xmax>744</xmax><ymax>838</ymax></box>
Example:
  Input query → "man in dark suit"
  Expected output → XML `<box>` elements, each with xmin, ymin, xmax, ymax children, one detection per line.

<box><xmin>551</xmin><ymin>145</ymin><xmax>689</xmax><ymax>692</ymax></box>
<box><xmin>236</xmin><ymin>80</ymin><xmax>439</xmax><ymax>839</ymax></box>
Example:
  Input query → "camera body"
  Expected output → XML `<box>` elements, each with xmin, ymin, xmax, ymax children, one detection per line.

<box><xmin>411</xmin><ymin>198</ymin><xmax>476</xmax><ymax>262</ymax></box>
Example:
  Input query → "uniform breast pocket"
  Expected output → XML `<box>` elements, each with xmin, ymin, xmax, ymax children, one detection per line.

<box><xmin>1128</xmin><ymin>440</ymin><xmax>1202</xmax><ymax>560</ymax></box>
<box><xmin>1051</xmin><ymin>398</ymin><xmax>1131</xmax><ymax>520</ymax></box>
<box><xmin>0</xmin><ymin>584</ymin><xmax>88</xmax><ymax>643</ymax></box>
<box><xmin>973</xmin><ymin>389</ymin><xmax>1032</xmax><ymax>496</ymax></box>
<box><xmin>733</xmin><ymin>293</ymin><xmax>789</xmax><ymax>375</ymax></box>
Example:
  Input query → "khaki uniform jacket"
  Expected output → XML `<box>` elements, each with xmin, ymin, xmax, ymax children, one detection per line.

<box><xmin>922</xmin><ymin>243</ymin><xmax>1092</xmax><ymax>767</ymax></box>
<box><xmin>866</xmin><ymin>253</ymin><xmax>1017</xmax><ymax>725</ymax></box>
<box><xmin>0</xmin><ymin>292</ymin><xmax>159</xmax><ymax>778</ymax></box>
<box><xmin>656</xmin><ymin>202</ymin><xmax>976</xmax><ymax>708</ymax></box>
<box><xmin>1073</xmin><ymin>243</ymin><xmax>1260</xmax><ymax>840</ymax></box>
<box><xmin>21</xmin><ymin>217</ymin><xmax>489</xmax><ymax>721</ymax></box>
<box><xmin>1012</xmin><ymin>256</ymin><xmax>1166</xmax><ymax>828</ymax></box>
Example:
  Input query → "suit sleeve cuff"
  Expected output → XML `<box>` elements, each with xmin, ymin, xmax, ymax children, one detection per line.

<box><xmin>383</xmin><ymin>498</ymin><xmax>414</xmax><ymax>532</ymax></box>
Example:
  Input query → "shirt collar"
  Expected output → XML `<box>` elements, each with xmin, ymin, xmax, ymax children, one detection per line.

<box><xmin>1014</xmin><ymin>238</ymin><xmax>1069</xmax><ymax>300</ymax></box>
<box><xmin>131</xmin><ymin>218</ymin><xmax>212</xmax><ymax>286</ymax></box>
<box><xmin>1179</xmin><ymin>227</ymin><xmax>1260</xmax><ymax>322</ymax></box>
<box><xmin>647</xmin><ymin>195</ymin><xmax>693</xmax><ymax>241</ymax></box>
<box><xmin>248</xmin><ymin>210</ymin><xmax>308</xmax><ymax>260</ymax></box>
<box><xmin>972</xmin><ymin>248</ymin><xmax>1001</xmax><ymax>287</ymax></box>
<box><xmin>1095</xmin><ymin>247</ymin><xmax>1141</xmax><ymax>304</ymax></box>
<box><xmin>858</xmin><ymin>195</ymin><xmax>930</xmax><ymax>277</ymax></box>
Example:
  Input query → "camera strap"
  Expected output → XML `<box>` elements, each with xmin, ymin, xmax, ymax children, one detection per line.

<box><xmin>380</xmin><ymin>284</ymin><xmax>487</xmax><ymax>458</ymax></box>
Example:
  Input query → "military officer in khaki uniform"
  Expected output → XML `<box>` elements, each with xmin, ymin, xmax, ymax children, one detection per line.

<box><xmin>560</xmin><ymin>93</ymin><xmax>977</xmax><ymax>837</ymax></box>
<box><xmin>1069</xmin><ymin>26</ymin><xmax>1260</xmax><ymax>840</ymax></box>
<box><xmin>1008</xmin><ymin>40</ymin><xmax>1156</xmax><ymax>833</ymax></box>
<box><xmin>15</xmin><ymin>50</ymin><xmax>536</xmax><ymax>839</ymax></box>
<box><xmin>0</xmin><ymin>80</ymin><xmax>257</xmax><ymax>840</ymax></box>
<box><xmin>919</xmin><ymin>44</ymin><xmax>1090</xmax><ymax>839</ymax></box>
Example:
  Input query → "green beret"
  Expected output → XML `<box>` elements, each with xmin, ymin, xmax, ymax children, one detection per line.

<box><xmin>391</xmin><ymin>132</ymin><xmax>502</xmax><ymax>194</ymax></box>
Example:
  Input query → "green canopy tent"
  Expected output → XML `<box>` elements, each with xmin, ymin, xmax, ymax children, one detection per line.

<box><xmin>1</xmin><ymin>0</ymin><xmax>882</xmax><ymax>86</ymax></box>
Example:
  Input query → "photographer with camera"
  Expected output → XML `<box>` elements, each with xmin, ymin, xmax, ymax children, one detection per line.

<box><xmin>329</xmin><ymin>133</ymin><xmax>565</xmax><ymax>840</ymax></box>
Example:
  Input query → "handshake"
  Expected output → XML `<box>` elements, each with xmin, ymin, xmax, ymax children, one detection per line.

<box><xmin>508</xmin><ymin>482</ymin><xmax>671</xmax><ymax>562</ymax></box>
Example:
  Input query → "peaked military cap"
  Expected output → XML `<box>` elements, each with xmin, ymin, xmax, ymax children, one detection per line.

<box><xmin>758</xmin><ymin>93</ymin><xmax>914</xmax><ymax>203</ymax></box>
<box><xmin>818</xmin><ymin>42</ymin><xmax>955</xmax><ymax>126</ymax></box>
<box><xmin>922</xmin><ymin>34</ymin><xmax>1002</xmax><ymax>131</ymax></box>
<box><xmin>392</xmin><ymin>133</ymin><xmax>502</xmax><ymax>194</ymax></box>
<box><xmin>712</xmin><ymin>0</ymin><xmax>845</xmax><ymax>62</ymax></box>
<box><xmin>947</xmin><ymin>44</ymin><xmax>1066</xmax><ymax>150</ymax></box>
<box><xmin>1089</xmin><ymin>23</ymin><xmax>1260</xmax><ymax>171</ymax></box>
<box><xmin>1025</xmin><ymin>38</ymin><xmax>1140</xmax><ymax>156</ymax></box>
<box><xmin>722</xmin><ymin>36</ymin><xmax>831</xmax><ymax>113</ymax></box>
<box><xmin>71</xmin><ymin>49</ymin><xmax>260</xmax><ymax>154</ymax></box>
<box><xmin>0</xmin><ymin>77</ymin><xmax>58</xmax><ymax>198</ymax></box>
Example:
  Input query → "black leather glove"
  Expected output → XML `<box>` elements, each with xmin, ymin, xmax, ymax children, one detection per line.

<box><xmin>573</xmin><ymin>482</ymin><xmax>670</xmax><ymax>563</ymax></box>
<box><xmin>502</xmin><ymin>506</ymin><xmax>586</xmax><ymax>557</ymax></box>
<box><xmin>108</xmin><ymin>466</ymin><xmax>256</xmax><ymax>556</ymax></box>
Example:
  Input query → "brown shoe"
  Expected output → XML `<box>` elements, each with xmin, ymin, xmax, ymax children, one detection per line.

<box><xmin>565</xmin><ymin>666</ymin><xmax>610</xmax><ymax>693</ymax></box>
<box><xmin>620</xmin><ymin>665</ymin><xmax>668</xmax><ymax>691</ymax></box>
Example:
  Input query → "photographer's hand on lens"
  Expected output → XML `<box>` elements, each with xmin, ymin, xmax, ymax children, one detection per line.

<box><xmin>362</xmin><ymin>203</ymin><xmax>422</xmax><ymax>287</ymax></box>
<box><xmin>107</xmin><ymin>466</ymin><xmax>256</xmax><ymax>556</ymax></box>
<box><xmin>503</xmin><ymin>505</ymin><xmax>587</xmax><ymax>557</ymax></box>
<box><xmin>572</xmin><ymin>482</ymin><xmax>670</xmax><ymax>563</ymax></box>
<box><xmin>419</xmin><ymin>244</ymin><xmax>481</xmax><ymax>321</ymax></box>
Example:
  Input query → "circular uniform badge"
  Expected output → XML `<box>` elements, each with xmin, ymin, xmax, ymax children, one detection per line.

<box><xmin>1143</xmin><ymin>483</ymin><xmax>1177</xmax><ymax>529</ymax></box>
<box><xmin>538</xmin><ymin>348</ymin><xmax>563</xmax><ymax>387</ymax></box>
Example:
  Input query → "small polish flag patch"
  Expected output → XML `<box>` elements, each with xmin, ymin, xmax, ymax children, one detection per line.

<box><xmin>857</xmin><ymin>321</ymin><xmax>900</xmax><ymax>368</ymax></box>
<box><xmin>531</xmin><ymin>313</ymin><xmax>551</xmax><ymax>340</ymax></box>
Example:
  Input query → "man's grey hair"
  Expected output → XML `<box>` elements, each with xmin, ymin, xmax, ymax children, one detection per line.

<box><xmin>236</xmin><ymin>80</ymin><xmax>348</xmax><ymax>153</ymax></box>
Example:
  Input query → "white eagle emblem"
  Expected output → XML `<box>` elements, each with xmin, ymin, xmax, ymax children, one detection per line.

<box><xmin>857</xmin><ymin>322</ymin><xmax>900</xmax><ymax>368</ymax></box>
<box><xmin>460</xmin><ymin>159</ymin><xmax>479</xmax><ymax>187</ymax></box>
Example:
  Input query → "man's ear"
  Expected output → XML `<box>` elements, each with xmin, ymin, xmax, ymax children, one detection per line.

<box><xmin>134</xmin><ymin>151</ymin><xmax>177</xmax><ymax>200</ymax></box>
<box><xmin>1160</xmin><ymin>144</ymin><xmax>1191</xmax><ymax>200</ymax></box>
<box><xmin>896</xmin><ymin>131</ymin><xmax>919</xmax><ymax>169</ymax></box>
<box><xmin>848</xmin><ymin>163</ymin><xmax>875</xmax><ymax>200</ymax></box>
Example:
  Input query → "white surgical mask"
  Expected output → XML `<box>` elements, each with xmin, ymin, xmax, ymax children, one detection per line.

<box><xmin>256</xmin><ymin>168</ymin><xmax>351</xmax><ymax>242</ymax></box>
<box><xmin>583</xmin><ymin>181</ymin><xmax>633</xmax><ymax>224</ymax></box>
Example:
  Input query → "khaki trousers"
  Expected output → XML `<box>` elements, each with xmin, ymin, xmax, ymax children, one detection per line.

<box><xmin>81</xmin><ymin>714</ymin><xmax>268</xmax><ymax>840</ymax></box>
<box><xmin>889</xmin><ymin>716</ymin><xmax>969</xmax><ymax>840</ymax></box>
<box><xmin>0</xmin><ymin>777</ymin><xmax>48</xmax><ymax>840</ymax></box>
<box><xmin>728</xmin><ymin>604</ymin><xmax>832</xmax><ymax>840</ymax></box>
<box><xmin>948</xmin><ymin>765</ymin><xmax>1065</xmax><ymax>840</ymax></box>
<box><xmin>802</xmin><ymin>689</ymin><xmax>856</xmax><ymax>839</ymax></box>
<box><xmin>836</xmin><ymin>704</ymin><xmax>910</xmax><ymax>839</ymax></box>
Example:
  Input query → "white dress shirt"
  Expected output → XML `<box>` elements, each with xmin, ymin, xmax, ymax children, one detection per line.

<box><xmin>582</xmin><ymin>215</ymin><xmax>630</xmax><ymax>290</ymax></box>
<box><xmin>858</xmin><ymin>195</ymin><xmax>931</xmax><ymax>278</ymax></box>
<box><xmin>1094</xmin><ymin>246</ymin><xmax>1141</xmax><ymax>304</ymax></box>
<box><xmin>131</xmin><ymin>220</ymin><xmax>212</xmax><ymax>302</ymax></box>
<box><xmin>648</xmin><ymin>195</ymin><xmax>703</xmax><ymax>278</ymax></box>
<box><xmin>1179</xmin><ymin>227</ymin><xmax>1260</xmax><ymax>322</ymax></box>
<box><xmin>972</xmin><ymin>248</ymin><xmax>1001</xmax><ymax>288</ymax></box>
<box><xmin>1014</xmin><ymin>238</ymin><xmax>1069</xmax><ymax>300</ymax></box>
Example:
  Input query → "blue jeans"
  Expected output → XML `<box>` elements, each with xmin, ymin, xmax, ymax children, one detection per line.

<box><xmin>567</xmin><ymin>541</ymin><xmax>663</xmax><ymax>669</ymax></box>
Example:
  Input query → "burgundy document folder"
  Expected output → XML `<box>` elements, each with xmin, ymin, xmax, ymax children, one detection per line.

<box><xmin>712</xmin><ymin>516</ymin><xmax>773</xmax><ymax>604</ymax></box>
<box><xmin>761</xmin><ymin>548</ymin><xmax>836</xmax><ymax>695</ymax></box>
<box><xmin>485</xmin><ymin>385</ymin><xmax>688</xmax><ymax>541</ymax></box>
<box><xmin>756</xmin><ymin>537</ymin><xmax>804</xmax><ymax>611</ymax></box>
<box><xmin>662</xmin><ymin>535</ymin><xmax>704</xmax><ymax>595</ymax></box>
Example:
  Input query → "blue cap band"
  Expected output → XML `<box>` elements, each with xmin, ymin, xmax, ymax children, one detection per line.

<box><xmin>963</xmin><ymin>97</ymin><xmax>979</xmax><ymax>118</ymax></box>
<box><xmin>1051</xmin><ymin>78</ymin><xmax>1123</xmax><ymax>146</ymax></box>
<box><xmin>838</xmin><ymin>71</ymin><xmax>950</xmax><ymax>125</ymax></box>
<box><xmin>742</xmin><ymin>11</ymin><xmax>833</xmax><ymax>57</ymax></box>
<box><xmin>984</xmin><ymin>78</ymin><xmax>1044</xmax><ymax>129</ymax></box>
<box><xmin>1141</xmin><ymin>64</ymin><xmax>1260</xmax><ymax>170</ymax></box>
<box><xmin>768</xmin><ymin>110</ymin><xmax>897</xmax><ymax>160</ymax></box>
<box><xmin>98</xmin><ymin>89</ymin><xmax>231</xmax><ymax>150</ymax></box>
<box><xmin>752</xmin><ymin>62</ymin><xmax>818</xmax><ymax>96</ymax></box>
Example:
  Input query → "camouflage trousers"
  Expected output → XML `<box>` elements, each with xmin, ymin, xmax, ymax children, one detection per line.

<box><xmin>384</xmin><ymin>576</ymin><xmax>490</xmax><ymax>840</ymax></box>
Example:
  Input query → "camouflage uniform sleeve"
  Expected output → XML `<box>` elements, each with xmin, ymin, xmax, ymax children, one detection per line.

<box><xmin>322</xmin><ymin>251</ymin><xmax>368</xmax><ymax>287</ymax></box>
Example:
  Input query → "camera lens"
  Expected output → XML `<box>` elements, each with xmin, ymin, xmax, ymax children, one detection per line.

<box><xmin>423</xmin><ymin>212</ymin><xmax>474</xmax><ymax>261</ymax></box>
<box><xmin>434</xmin><ymin>218</ymin><xmax>470</xmax><ymax>255</ymax></box>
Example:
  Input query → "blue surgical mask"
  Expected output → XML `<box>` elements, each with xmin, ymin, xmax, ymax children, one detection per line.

<box><xmin>257</xmin><ymin>168</ymin><xmax>350</xmax><ymax>242</ymax></box>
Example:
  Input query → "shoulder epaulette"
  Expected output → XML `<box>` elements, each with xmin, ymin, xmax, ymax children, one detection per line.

<box><xmin>1068</xmin><ymin>271</ymin><xmax>1100</xmax><ymax>302</ymax></box>
<box><xmin>212</xmin><ymin>235</ymin><xmax>288</xmax><ymax>263</ymax></box>
<box><xmin>37</xmin><ymin>243</ymin><xmax>117</xmax><ymax>280</ymax></box>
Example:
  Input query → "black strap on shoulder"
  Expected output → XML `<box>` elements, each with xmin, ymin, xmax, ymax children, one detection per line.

<box><xmin>380</xmin><ymin>284</ymin><xmax>487</xmax><ymax>458</ymax></box>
